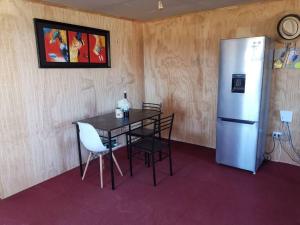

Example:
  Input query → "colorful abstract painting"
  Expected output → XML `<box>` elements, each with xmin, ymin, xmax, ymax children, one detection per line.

<box><xmin>34</xmin><ymin>18</ymin><xmax>110</xmax><ymax>68</ymax></box>
<box><xmin>68</xmin><ymin>31</ymin><xmax>89</xmax><ymax>63</ymax></box>
<box><xmin>89</xmin><ymin>34</ymin><xmax>107</xmax><ymax>64</ymax></box>
<box><xmin>43</xmin><ymin>28</ymin><xmax>68</xmax><ymax>62</ymax></box>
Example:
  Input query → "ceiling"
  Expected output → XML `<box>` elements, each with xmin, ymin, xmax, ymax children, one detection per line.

<box><xmin>42</xmin><ymin>0</ymin><xmax>261</xmax><ymax>21</ymax></box>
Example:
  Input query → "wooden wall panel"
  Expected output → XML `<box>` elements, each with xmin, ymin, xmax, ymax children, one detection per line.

<box><xmin>0</xmin><ymin>0</ymin><xmax>144</xmax><ymax>198</ymax></box>
<box><xmin>143</xmin><ymin>0</ymin><xmax>300</xmax><ymax>165</ymax></box>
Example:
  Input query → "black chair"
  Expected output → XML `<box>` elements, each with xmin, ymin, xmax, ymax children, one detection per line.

<box><xmin>142</xmin><ymin>102</ymin><xmax>162</xmax><ymax>112</ymax></box>
<box><xmin>131</xmin><ymin>102</ymin><xmax>162</xmax><ymax>137</ymax></box>
<box><xmin>128</xmin><ymin>113</ymin><xmax>174</xmax><ymax>186</ymax></box>
<box><xmin>126</xmin><ymin>102</ymin><xmax>162</xmax><ymax>161</ymax></box>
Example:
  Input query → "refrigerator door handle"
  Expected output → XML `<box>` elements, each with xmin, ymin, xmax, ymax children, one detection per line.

<box><xmin>219</xmin><ymin>117</ymin><xmax>256</xmax><ymax>125</ymax></box>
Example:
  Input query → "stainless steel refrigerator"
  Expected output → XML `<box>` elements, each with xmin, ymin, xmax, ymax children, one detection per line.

<box><xmin>216</xmin><ymin>36</ymin><xmax>273</xmax><ymax>174</ymax></box>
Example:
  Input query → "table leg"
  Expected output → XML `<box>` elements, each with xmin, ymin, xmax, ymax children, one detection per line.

<box><xmin>76</xmin><ymin>124</ymin><xmax>83</xmax><ymax>176</ymax></box>
<box><xmin>108</xmin><ymin>131</ymin><xmax>115</xmax><ymax>190</ymax></box>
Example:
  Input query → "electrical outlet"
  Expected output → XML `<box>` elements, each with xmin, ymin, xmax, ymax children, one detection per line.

<box><xmin>272</xmin><ymin>131</ymin><xmax>282</xmax><ymax>139</ymax></box>
<box><xmin>280</xmin><ymin>110</ymin><xmax>293</xmax><ymax>123</ymax></box>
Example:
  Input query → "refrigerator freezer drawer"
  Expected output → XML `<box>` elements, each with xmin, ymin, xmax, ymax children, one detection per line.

<box><xmin>216</xmin><ymin>119</ymin><xmax>259</xmax><ymax>172</ymax></box>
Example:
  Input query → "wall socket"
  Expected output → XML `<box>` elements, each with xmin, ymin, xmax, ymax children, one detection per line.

<box><xmin>272</xmin><ymin>131</ymin><xmax>282</xmax><ymax>139</ymax></box>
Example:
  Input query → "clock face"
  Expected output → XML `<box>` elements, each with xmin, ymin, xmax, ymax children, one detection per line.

<box><xmin>277</xmin><ymin>14</ymin><xmax>300</xmax><ymax>40</ymax></box>
<box><xmin>282</xmin><ymin>19</ymin><xmax>298</xmax><ymax>35</ymax></box>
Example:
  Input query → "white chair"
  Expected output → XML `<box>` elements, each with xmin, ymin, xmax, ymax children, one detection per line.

<box><xmin>77</xmin><ymin>122</ymin><xmax>123</xmax><ymax>188</ymax></box>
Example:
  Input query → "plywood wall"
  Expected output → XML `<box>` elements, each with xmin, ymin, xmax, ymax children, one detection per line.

<box><xmin>143</xmin><ymin>0</ymin><xmax>300</xmax><ymax>166</ymax></box>
<box><xmin>0</xmin><ymin>0</ymin><xmax>144</xmax><ymax>198</ymax></box>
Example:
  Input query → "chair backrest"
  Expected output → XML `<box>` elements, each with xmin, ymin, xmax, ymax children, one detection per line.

<box><xmin>142</xmin><ymin>102</ymin><xmax>162</xmax><ymax>112</ymax></box>
<box><xmin>77</xmin><ymin>122</ymin><xmax>107</xmax><ymax>152</ymax></box>
<box><xmin>155</xmin><ymin>113</ymin><xmax>175</xmax><ymax>140</ymax></box>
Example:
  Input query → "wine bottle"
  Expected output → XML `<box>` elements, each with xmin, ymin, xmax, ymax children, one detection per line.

<box><xmin>123</xmin><ymin>91</ymin><xmax>129</xmax><ymax>118</ymax></box>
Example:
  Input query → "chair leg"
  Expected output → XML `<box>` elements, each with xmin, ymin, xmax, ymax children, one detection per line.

<box><xmin>112</xmin><ymin>153</ymin><xmax>123</xmax><ymax>176</ymax></box>
<box><xmin>99</xmin><ymin>155</ymin><xmax>103</xmax><ymax>189</ymax></box>
<box><xmin>159</xmin><ymin>123</ymin><xmax>162</xmax><ymax>162</ymax></box>
<box><xmin>152</xmin><ymin>153</ymin><xmax>156</xmax><ymax>186</ymax></box>
<box><xmin>82</xmin><ymin>152</ymin><xmax>92</xmax><ymax>180</ymax></box>
<box><xmin>168</xmin><ymin>144</ymin><xmax>173</xmax><ymax>176</ymax></box>
<box><xmin>126</xmin><ymin>134</ymin><xmax>129</xmax><ymax>159</ymax></box>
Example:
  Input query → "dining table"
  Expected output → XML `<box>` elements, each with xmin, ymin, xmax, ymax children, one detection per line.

<box><xmin>73</xmin><ymin>108</ymin><xmax>161</xmax><ymax>190</ymax></box>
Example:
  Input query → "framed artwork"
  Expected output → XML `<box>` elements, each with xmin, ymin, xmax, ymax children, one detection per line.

<box><xmin>34</xmin><ymin>18</ymin><xmax>111</xmax><ymax>68</ymax></box>
<box><xmin>273</xmin><ymin>47</ymin><xmax>300</xmax><ymax>69</ymax></box>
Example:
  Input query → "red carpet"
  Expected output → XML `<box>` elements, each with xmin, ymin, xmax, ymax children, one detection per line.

<box><xmin>0</xmin><ymin>141</ymin><xmax>299</xmax><ymax>225</ymax></box>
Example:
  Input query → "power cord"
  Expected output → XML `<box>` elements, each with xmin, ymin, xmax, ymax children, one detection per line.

<box><xmin>265</xmin><ymin>136</ymin><xmax>276</xmax><ymax>160</ymax></box>
<box><xmin>277</xmin><ymin>122</ymin><xmax>300</xmax><ymax>164</ymax></box>
<box><xmin>279</xmin><ymin>138</ymin><xmax>300</xmax><ymax>164</ymax></box>
<box><xmin>286</xmin><ymin>122</ymin><xmax>300</xmax><ymax>154</ymax></box>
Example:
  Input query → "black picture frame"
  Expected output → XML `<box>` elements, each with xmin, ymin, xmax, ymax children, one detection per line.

<box><xmin>34</xmin><ymin>18</ymin><xmax>111</xmax><ymax>68</ymax></box>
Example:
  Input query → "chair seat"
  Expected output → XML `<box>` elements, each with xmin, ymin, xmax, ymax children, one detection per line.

<box><xmin>130</xmin><ymin>127</ymin><xmax>154</xmax><ymax>137</ymax></box>
<box><xmin>132</xmin><ymin>137</ymin><xmax>164</xmax><ymax>153</ymax></box>
<box><xmin>89</xmin><ymin>141</ymin><xmax>120</xmax><ymax>155</ymax></box>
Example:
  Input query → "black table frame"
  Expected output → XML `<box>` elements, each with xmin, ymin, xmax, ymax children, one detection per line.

<box><xmin>73</xmin><ymin>109</ymin><xmax>161</xmax><ymax>190</ymax></box>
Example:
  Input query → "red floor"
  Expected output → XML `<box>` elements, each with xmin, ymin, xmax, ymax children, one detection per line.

<box><xmin>0</xmin><ymin>141</ymin><xmax>300</xmax><ymax>225</ymax></box>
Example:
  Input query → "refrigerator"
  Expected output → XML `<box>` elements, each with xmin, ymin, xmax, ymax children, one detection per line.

<box><xmin>216</xmin><ymin>36</ymin><xmax>273</xmax><ymax>174</ymax></box>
